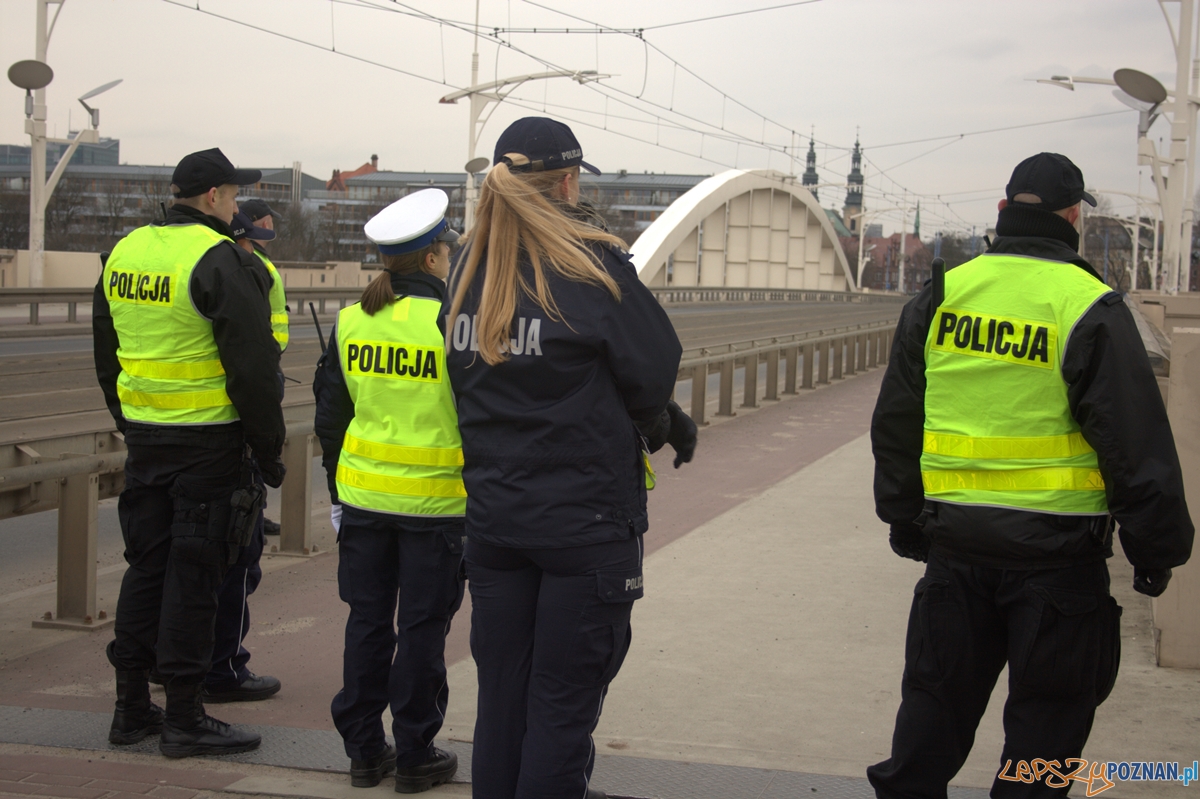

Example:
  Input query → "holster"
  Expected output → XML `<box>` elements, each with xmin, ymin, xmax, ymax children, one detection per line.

<box><xmin>169</xmin><ymin>452</ymin><xmax>263</xmax><ymax>565</ymax></box>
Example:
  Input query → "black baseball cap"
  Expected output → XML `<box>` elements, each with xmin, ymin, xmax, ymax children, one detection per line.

<box><xmin>493</xmin><ymin>117</ymin><xmax>601</xmax><ymax>176</ymax></box>
<box><xmin>1006</xmin><ymin>153</ymin><xmax>1097</xmax><ymax>211</ymax></box>
<box><xmin>239</xmin><ymin>198</ymin><xmax>280</xmax><ymax>222</ymax></box>
<box><xmin>229</xmin><ymin>211</ymin><xmax>276</xmax><ymax>242</ymax></box>
<box><xmin>171</xmin><ymin>148</ymin><xmax>261</xmax><ymax>199</ymax></box>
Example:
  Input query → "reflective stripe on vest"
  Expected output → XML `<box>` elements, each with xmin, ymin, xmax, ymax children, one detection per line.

<box><xmin>103</xmin><ymin>223</ymin><xmax>237</xmax><ymax>425</ymax></box>
<box><xmin>257</xmin><ymin>251</ymin><xmax>289</xmax><ymax>351</ymax></box>
<box><xmin>335</xmin><ymin>295</ymin><xmax>465</xmax><ymax>517</ymax></box>
<box><xmin>920</xmin><ymin>254</ymin><xmax>1112</xmax><ymax>515</ymax></box>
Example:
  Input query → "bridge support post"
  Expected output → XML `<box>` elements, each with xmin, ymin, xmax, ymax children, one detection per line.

<box><xmin>67</xmin><ymin>302</ymin><xmax>77</xmax><ymax>323</ymax></box>
<box><xmin>857</xmin><ymin>334</ymin><xmax>868</xmax><ymax>371</ymax></box>
<box><xmin>691</xmin><ymin>364</ymin><xmax>708</xmax><ymax>425</ymax></box>
<box><xmin>832</xmin><ymin>339</ymin><xmax>844</xmax><ymax>380</ymax></box>
<box><xmin>845</xmin><ymin>338</ymin><xmax>857</xmax><ymax>376</ymax></box>
<box><xmin>765</xmin><ymin>349</ymin><xmax>780</xmax><ymax>400</ymax></box>
<box><xmin>783</xmin><ymin>346</ymin><xmax>798</xmax><ymax>394</ymax></box>
<box><xmin>817</xmin><ymin>341</ymin><xmax>829</xmax><ymax>385</ymax></box>
<box><xmin>33</xmin><ymin>470</ymin><xmax>112</xmax><ymax>631</ymax></box>
<box><xmin>718</xmin><ymin>359</ymin><xmax>736</xmax><ymax>416</ymax></box>
<box><xmin>278</xmin><ymin>432</ymin><xmax>318</xmax><ymax>557</ymax></box>
<box><xmin>868</xmin><ymin>332</ymin><xmax>879</xmax><ymax>368</ymax></box>
<box><xmin>741</xmin><ymin>355</ymin><xmax>758</xmax><ymax>408</ymax></box>
<box><xmin>802</xmin><ymin>343</ymin><xmax>815</xmax><ymax>389</ymax></box>
<box><xmin>881</xmin><ymin>332</ymin><xmax>891</xmax><ymax>364</ymax></box>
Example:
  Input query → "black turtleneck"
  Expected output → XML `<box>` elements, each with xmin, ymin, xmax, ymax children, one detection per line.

<box><xmin>994</xmin><ymin>203</ymin><xmax>1079</xmax><ymax>251</ymax></box>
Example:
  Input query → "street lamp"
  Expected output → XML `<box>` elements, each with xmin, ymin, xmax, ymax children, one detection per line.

<box><xmin>1037</xmin><ymin>0</ymin><xmax>1199</xmax><ymax>294</ymax></box>
<box><xmin>7</xmin><ymin>0</ymin><xmax>121</xmax><ymax>288</ymax></box>
<box><xmin>440</xmin><ymin>0</ymin><xmax>607</xmax><ymax>232</ymax></box>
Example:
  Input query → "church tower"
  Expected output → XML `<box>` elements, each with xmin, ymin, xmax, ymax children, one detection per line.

<box><xmin>801</xmin><ymin>137</ymin><xmax>819</xmax><ymax>201</ymax></box>
<box><xmin>844</xmin><ymin>136</ymin><xmax>864</xmax><ymax>233</ymax></box>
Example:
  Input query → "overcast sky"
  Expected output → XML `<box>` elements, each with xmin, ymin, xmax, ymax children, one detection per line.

<box><xmin>0</xmin><ymin>0</ymin><xmax>1190</xmax><ymax>236</ymax></box>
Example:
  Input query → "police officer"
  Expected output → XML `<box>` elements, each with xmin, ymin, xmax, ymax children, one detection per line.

<box><xmin>237</xmin><ymin>198</ymin><xmax>287</xmax><ymax>536</ymax></box>
<box><xmin>193</xmin><ymin>210</ymin><xmax>285</xmax><ymax>704</ymax></box>
<box><xmin>445</xmin><ymin>117</ymin><xmax>698</xmax><ymax>799</ymax></box>
<box><xmin>314</xmin><ymin>189</ymin><xmax>465</xmax><ymax>793</ymax></box>
<box><xmin>93</xmin><ymin>147</ymin><xmax>286</xmax><ymax>758</ymax></box>
<box><xmin>868</xmin><ymin>152</ymin><xmax>1194</xmax><ymax>797</ymax></box>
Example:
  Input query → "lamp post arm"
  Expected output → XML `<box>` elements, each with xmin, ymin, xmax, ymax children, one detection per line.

<box><xmin>42</xmin><ymin>128</ymin><xmax>98</xmax><ymax>206</ymax></box>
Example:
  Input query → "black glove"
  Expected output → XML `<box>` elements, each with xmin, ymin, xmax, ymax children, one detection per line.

<box><xmin>889</xmin><ymin>521</ymin><xmax>930</xmax><ymax>562</ymax></box>
<box><xmin>665</xmin><ymin>401</ymin><xmax>698</xmax><ymax>468</ymax></box>
<box><xmin>258</xmin><ymin>455</ymin><xmax>287</xmax><ymax>489</ymax></box>
<box><xmin>1133</xmin><ymin>567</ymin><xmax>1172</xmax><ymax>597</ymax></box>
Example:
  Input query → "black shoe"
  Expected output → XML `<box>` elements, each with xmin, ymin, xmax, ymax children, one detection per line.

<box><xmin>351</xmin><ymin>743</ymin><xmax>396</xmax><ymax>788</ymax></box>
<box><xmin>586</xmin><ymin>790</ymin><xmax>607</xmax><ymax>799</ymax></box>
<box><xmin>263</xmin><ymin>518</ymin><xmax>280</xmax><ymax>535</ymax></box>
<box><xmin>394</xmin><ymin>747</ymin><xmax>457</xmax><ymax>793</ymax></box>
<box><xmin>202</xmin><ymin>672</ymin><xmax>281</xmax><ymax>703</ymax></box>
<box><xmin>109</xmin><ymin>669</ymin><xmax>164</xmax><ymax>745</ymax></box>
<box><xmin>159</xmin><ymin>682</ymin><xmax>261</xmax><ymax>758</ymax></box>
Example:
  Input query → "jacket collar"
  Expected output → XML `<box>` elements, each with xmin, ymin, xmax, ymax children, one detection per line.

<box><xmin>389</xmin><ymin>269</ymin><xmax>446</xmax><ymax>302</ymax></box>
<box><xmin>159</xmin><ymin>203</ymin><xmax>237</xmax><ymax>240</ymax></box>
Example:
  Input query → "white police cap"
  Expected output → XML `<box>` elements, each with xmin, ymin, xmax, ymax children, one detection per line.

<box><xmin>364</xmin><ymin>187</ymin><xmax>460</xmax><ymax>256</ymax></box>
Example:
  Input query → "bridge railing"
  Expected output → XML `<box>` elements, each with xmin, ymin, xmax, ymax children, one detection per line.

<box><xmin>651</xmin><ymin>287</ymin><xmax>905</xmax><ymax>305</ymax></box>
<box><xmin>678</xmin><ymin>319</ymin><xmax>895</xmax><ymax>425</ymax></box>
<box><xmin>0</xmin><ymin>287</ymin><xmax>365</xmax><ymax>326</ymax></box>
<box><xmin>0</xmin><ymin>315</ymin><xmax>899</xmax><ymax>630</ymax></box>
<box><xmin>0</xmin><ymin>286</ymin><xmax>904</xmax><ymax>326</ymax></box>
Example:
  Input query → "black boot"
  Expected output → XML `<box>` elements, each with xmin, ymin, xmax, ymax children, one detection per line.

<box><xmin>109</xmin><ymin>669</ymin><xmax>164</xmax><ymax>745</ymax></box>
<box><xmin>159</xmin><ymin>681</ymin><xmax>261</xmax><ymax>758</ymax></box>
<box><xmin>351</xmin><ymin>742</ymin><xmax>396</xmax><ymax>788</ymax></box>
<box><xmin>394</xmin><ymin>747</ymin><xmax>457</xmax><ymax>794</ymax></box>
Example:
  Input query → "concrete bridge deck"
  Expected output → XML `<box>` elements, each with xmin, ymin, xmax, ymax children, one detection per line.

<box><xmin>1</xmin><ymin>362</ymin><xmax>1195</xmax><ymax>799</ymax></box>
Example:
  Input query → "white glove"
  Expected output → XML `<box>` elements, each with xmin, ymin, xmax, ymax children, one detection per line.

<box><xmin>330</xmin><ymin>504</ymin><xmax>343</xmax><ymax>533</ymax></box>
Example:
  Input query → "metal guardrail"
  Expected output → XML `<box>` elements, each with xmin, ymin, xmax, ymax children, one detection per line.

<box><xmin>0</xmin><ymin>417</ymin><xmax>324</xmax><ymax>631</ymax></box>
<box><xmin>677</xmin><ymin>319</ymin><xmax>895</xmax><ymax>425</ymax></box>
<box><xmin>650</xmin><ymin>287</ymin><xmax>905</xmax><ymax>305</ymax></box>
<box><xmin>0</xmin><ymin>285</ymin><xmax>902</xmax><ymax>325</ymax></box>
<box><xmin>0</xmin><ymin>286</ymin><xmax>365</xmax><ymax>325</ymax></box>
<box><xmin>0</xmin><ymin>314</ymin><xmax>898</xmax><ymax>630</ymax></box>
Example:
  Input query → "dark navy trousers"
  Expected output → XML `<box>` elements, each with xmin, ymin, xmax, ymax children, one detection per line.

<box><xmin>205</xmin><ymin>507</ymin><xmax>265</xmax><ymax>689</ymax></box>
<box><xmin>867</xmin><ymin>553</ymin><xmax>1121</xmax><ymax>799</ymax></box>
<box><xmin>331</xmin><ymin>508</ymin><xmax>465</xmax><ymax>765</ymax></box>
<box><xmin>466</xmin><ymin>535</ymin><xmax>644</xmax><ymax>799</ymax></box>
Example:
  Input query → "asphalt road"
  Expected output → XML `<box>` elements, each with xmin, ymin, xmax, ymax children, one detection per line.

<box><xmin>0</xmin><ymin>302</ymin><xmax>898</xmax><ymax>426</ymax></box>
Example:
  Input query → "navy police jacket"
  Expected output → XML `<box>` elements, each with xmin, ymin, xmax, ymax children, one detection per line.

<box><xmin>445</xmin><ymin>243</ymin><xmax>682</xmax><ymax>548</ymax></box>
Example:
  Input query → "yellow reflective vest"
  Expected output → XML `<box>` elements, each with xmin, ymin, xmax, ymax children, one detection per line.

<box><xmin>921</xmin><ymin>254</ymin><xmax>1112</xmax><ymax>515</ymax></box>
<box><xmin>255</xmin><ymin>249</ymin><xmax>289</xmax><ymax>351</ymax></box>
<box><xmin>103</xmin><ymin>223</ymin><xmax>238</xmax><ymax>425</ymax></box>
<box><xmin>334</xmin><ymin>295</ymin><xmax>466</xmax><ymax>517</ymax></box>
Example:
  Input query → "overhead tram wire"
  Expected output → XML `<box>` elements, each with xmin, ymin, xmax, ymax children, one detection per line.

<box><xmin>517</xmin><ymin>0</ymin><xmax>834</xmax><ymax>153</ymax></box>
<box><xmin>868</xmin><ymin>109</ymin><xmax>1133</xmax><ymax>150</ymax></box>
<box><xmin>160</xmin><ymin>0</ymin><xmax>453</xmax><ymax>89</ymax></box>
<box><xmin>373</xmin><ymin>0</ymin><xmax>804</xmax><ymax>164</ymax></box>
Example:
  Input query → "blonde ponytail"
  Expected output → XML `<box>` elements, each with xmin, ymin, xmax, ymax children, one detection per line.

<box><xmin>447</xmin><ymin>162</ymin><xmax>624</xmax><ymax>365</ymax></box>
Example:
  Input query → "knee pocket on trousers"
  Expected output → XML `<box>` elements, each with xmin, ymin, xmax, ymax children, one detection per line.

<box><xmin>1095</xmin><ymin>595</ymin><xmax>1122</xmax><ymax>705</ymax></box>
<box><xmin>1012</xmin><ymin>585</ymin><xmax>1110</xmax><ymax>698</ymax></box>
<box><xmin>904</xmin><ymin>576</ymin><xmax>967</xmax><ymax>688</ymax></box>
<box><xmin>169</xmin><ymin>534</ymin><xmax>229</xmax><ymax>568</ymax></box>
<box><xmin>559</xmin><ymin>569</ymin><xmax>642</xmax><ymax>689</ymax></box>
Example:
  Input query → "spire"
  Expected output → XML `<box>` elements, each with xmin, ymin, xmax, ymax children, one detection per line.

<box><xmin>802</xmin><ymin>134</ymin><xmax>819</xmax><ymax>201</ymax></box>
<box><xmin>842</xmin><ymin>132</ymin><xmax>865</xmax><ymax>234</ymax></box>
<box><xmin>845</xmin><ymin>135</ymin><xmax>863</xmax><ymax>210</ymax></box>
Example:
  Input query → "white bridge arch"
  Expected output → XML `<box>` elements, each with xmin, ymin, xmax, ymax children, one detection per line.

<box><xmin>630</xmin><ymin>169</ymin><xmax>855</xmax><ymax>291</ymax></box>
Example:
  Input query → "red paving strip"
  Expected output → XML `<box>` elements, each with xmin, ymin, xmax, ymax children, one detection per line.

<box><xmin>0</xmin><ymin>369</ymin><xmax>884</xmax><ymax>734</ymax></box>
<box><xmin>0</xmin><ymin>757</ymin><xmax>241</xmax><ymax>792</ymax></box>
<box><xmin>0</xmin><ymin>755</ymin><xmax>240</xmax><ymax>799</ymax></box>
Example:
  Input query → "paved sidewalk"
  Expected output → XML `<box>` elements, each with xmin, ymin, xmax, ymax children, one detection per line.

<box><xmin>2</xmin><ymin>363</ymin><xmax>1197</xmax><ymax>798</ymax></box>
